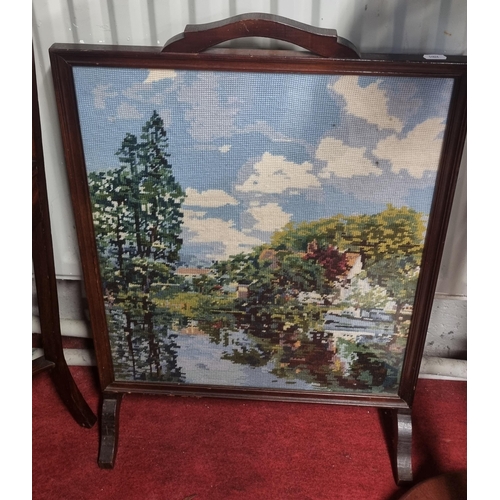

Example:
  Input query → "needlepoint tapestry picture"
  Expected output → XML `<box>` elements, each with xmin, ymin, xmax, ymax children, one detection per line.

<box><xmin>72</xmin><ymin>67</ymin><xmax>454</xmax><ymax>394</ymax></box>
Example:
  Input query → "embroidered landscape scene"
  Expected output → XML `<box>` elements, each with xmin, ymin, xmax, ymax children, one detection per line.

<box><xmin>73</xmin><ymin>67</ymin><xmax>453</xmax><ymax>394</ymax></box>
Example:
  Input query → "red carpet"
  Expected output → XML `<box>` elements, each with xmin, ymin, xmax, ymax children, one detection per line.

<box><xmin>32</xmin><ymin>367</ymin><xmax>466</xmax><ymax>500</ymax></box>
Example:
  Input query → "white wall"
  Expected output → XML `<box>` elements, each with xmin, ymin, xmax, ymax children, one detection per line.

<box><xmin>32</xmin><ymin>1</ymin><xmax>466</xmax><ymax>364</ymax></box>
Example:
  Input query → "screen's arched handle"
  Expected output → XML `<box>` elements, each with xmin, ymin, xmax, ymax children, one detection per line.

<box><xmin>161</xmin><ymin>13</ymin><xmax>361</xmax><ymax>59</ymax></box>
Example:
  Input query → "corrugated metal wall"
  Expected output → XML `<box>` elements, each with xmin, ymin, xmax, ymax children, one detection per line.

<box><xmin>32</xmin><ymin>0</ymin><xmax>467</xmax><ymax>297</ymax></box>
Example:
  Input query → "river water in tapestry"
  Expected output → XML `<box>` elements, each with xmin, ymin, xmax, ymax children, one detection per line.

<box><xmin>73</xmin><ymin>67</ymin><xmax>453</xmax><ymax>394</ymax></box>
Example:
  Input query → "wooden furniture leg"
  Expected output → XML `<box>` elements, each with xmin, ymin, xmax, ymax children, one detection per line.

<box><xmin>392</xmin><ymin>408</ymin><xmax>413</xmax><ymax>485</ymax></box>
<box><xmin>32</xmin><ymin>220</ymin><xmax>97</xmax><ymax>429</ymax></box>
<box><xmin>32</xmin><ymin>49</ymin><xmax>97</xmax><ymax>429</ymax></box>
<box><xmin>98</xmin><ymin>393</ymin><xmax>124</xmax><ymax>469</ymax></box>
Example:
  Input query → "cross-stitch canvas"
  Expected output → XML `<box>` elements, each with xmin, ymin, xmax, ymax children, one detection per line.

<box><xmin>73</xmin><ymin>67</ymin><xmax>453</xmax><ymax>394</ymax></box>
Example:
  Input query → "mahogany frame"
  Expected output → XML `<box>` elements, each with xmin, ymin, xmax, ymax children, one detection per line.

<box><xmin>49</xmin><ymin>14</ymin><xmax>466</xmax><ymax>482</ymax></box>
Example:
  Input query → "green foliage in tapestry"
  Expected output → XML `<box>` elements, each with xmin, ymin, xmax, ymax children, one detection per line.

<box><xmin>88</xmin><ymin>111</ymin><xmax>185</xmax><ymax>381</ymax></box>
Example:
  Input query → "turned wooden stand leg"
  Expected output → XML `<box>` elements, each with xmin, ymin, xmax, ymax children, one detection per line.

<box><xmin>392</xmin><ymin>408</ymin><xmax>413</xmax><ymax>485</ymax></box>
<box><xmin>98</xmin><ymin>393</ymin><xmax>124</xmax><ymax>469</ymax></box>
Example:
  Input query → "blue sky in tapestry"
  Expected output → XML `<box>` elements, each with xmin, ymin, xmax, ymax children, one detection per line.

<box><xmin>73</xmin><ymin>67</ymin><xmax>453</xmax><ymax>264</ymax></box>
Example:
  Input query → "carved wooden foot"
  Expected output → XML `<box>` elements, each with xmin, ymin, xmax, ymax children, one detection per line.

<box><xmin>392</xmin><ymin>408</ymin><xmax>413</xmax><ymax>485</ymax></box>
<box><xmin>98</xmin><ymin>393</ymin><xmax>123</xmax><ymax>469</ymax></box>
<box><xmin>49</xmin><ymin>362</ymin><xmax>97</xmax><ymax>428</ymax></box>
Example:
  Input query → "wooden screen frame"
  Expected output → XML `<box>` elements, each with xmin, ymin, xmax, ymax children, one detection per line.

<box><xmin>49</xmin><ymin>14</ymin><xmax>466</xmax><ymax>478</ymax></box>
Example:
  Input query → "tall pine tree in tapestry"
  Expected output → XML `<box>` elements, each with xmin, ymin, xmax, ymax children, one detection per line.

<box><xmin>88</xmin><ymin>111</ymin><xmax>185</xmax><ymax>381</ymax></box>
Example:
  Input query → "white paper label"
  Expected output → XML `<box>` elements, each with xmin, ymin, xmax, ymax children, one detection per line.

<box><xmin>423</xmin><ymin>54</ymin><xmax>447</xmax><ymax>60</ymax></box>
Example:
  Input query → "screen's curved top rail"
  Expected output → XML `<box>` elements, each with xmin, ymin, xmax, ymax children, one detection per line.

<box><xmin>162</xmin><ymin>13</ymin><xmax>361</xmax><ymax>59</ymax></box>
